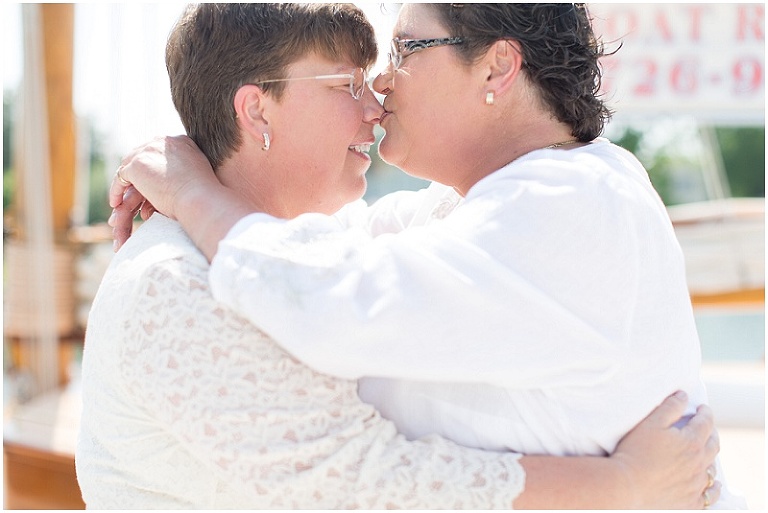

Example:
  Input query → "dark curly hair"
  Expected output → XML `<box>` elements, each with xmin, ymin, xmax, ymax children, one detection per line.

<box><xmin>429</xmin><ymin>3</ymin><xmax>612</xmax><ymax>141</ymax></box>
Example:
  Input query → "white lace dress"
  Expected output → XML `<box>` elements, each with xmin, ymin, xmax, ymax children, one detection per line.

<box><xmin>75</xmin><ymin>215</ymin><xmax>525</xmax><ymax>509</ymax></box>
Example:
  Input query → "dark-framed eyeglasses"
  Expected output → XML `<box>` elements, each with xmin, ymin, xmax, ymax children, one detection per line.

<box><xmin>388</xmin><ymin>37</ymin><xmax>465</xmax><ymax>70</ymax></box>
<box><xmin>257</xmin><ymin>67</ymin><xmax>367</xmax><ymax>100</ymax></box>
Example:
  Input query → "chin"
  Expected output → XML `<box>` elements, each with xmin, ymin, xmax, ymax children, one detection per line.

<box><xmin>377</xmin><ymin>139</ymin><xmax>403</xmax><ymax>168</ymax></box>
<box><xmin>324</xmin><ymin>189</ymin><xmax>366</xmax><ymax>216</ymax></box>
<box><xmin>351</xmin><ymin>177</ymin><xmax>367</xmax><ymax>202</ymax></box>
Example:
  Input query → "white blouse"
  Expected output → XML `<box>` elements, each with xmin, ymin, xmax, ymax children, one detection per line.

<box><xmin>76</xmin><ymin>215</ymin><xmax>525</xmax><ymax>509</ymax></box>
<box><xmin>207</xmin><ymin>140</ymin><xmax>746</xmax><ymax>508</ymax></box>
<box><xmin>210</xmin><ymin>140</ymin><xmax>708</xmax><ymax>453</ymax></box>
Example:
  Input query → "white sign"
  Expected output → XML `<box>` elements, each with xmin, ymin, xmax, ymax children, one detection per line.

<box><xmin>589</xmin><ymin>3</ymin><xmax>765</xmax><ymax>124</ymax></box>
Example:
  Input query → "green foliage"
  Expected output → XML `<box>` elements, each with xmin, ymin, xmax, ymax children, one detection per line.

<box><xmin>4</xmin><ymin>91</ymin><xmax>15</xmax><ymax>214</ymax></box>
<box><xmin>613</xmin><ymin>124</ymin><xmax>765</xmax><ymax>206</ymax></box>
<box><xmin>3</xmin><ymin>90</ymin><xmax>113</xmax><ymax>225</ymax></box>
<box><xmin>715</xmin><ymin>127</ymin><xmax>765</xmax><ymax>198</ymax></box>
<box><xmin>86</xmin><ymin>126</ymin><xmax>112</xmax><ymax>224</ymax></box>
<box><xmin>613</xmin><ymin>126</ymin><xmax>677</xmax><ymax>205</ymax></box>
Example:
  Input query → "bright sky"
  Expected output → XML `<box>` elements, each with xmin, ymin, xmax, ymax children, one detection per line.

<box><xmin>3</xmin><ymin>3</ymin><xmax>398</xmax><ymax>157</ymax></box>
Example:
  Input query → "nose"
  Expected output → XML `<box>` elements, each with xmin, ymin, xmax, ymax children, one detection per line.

<box><xmin>361</xmin><ymin>85</ymin><xmax>384</xmax><ymax>124</ymax></box>
<box><xmin>372</xmin><ymin>66</ymin><xmax>393</xmax><ymax>96</ymax></box>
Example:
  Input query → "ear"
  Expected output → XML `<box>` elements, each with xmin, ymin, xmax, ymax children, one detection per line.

<box><xmin>233</xmin><ymin>85</ymin><xmax>270</xmax><ymax>140</ymax></box>
<box><xmin>484</xmin><ymin>39</ymin><xmax>525</xmax><ymax>97</ymax></box>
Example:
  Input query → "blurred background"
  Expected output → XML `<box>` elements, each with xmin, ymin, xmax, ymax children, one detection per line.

<box><xmin>3</xmin><ymin>3</ymin><xmax>764</xmax><ymax>509</ymax></box>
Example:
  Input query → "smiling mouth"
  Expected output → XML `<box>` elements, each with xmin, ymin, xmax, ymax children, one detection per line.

<box><xmin>349</xmin><ymin>143</ymin><xmax>372</xmax><ymax>153</ymax></box>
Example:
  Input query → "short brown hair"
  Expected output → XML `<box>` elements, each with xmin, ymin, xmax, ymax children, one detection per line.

<box><xmin>429</xmin><ymin>3</ymin><xmax>612</xmax><ymax>141</ymax></box>
<box><xmin>166</xmin><ymin>3</ymin><xmax>378</xmax><ymax>169</ymax></box>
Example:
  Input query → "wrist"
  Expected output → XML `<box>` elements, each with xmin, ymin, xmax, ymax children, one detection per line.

<box><xmin>177</xmin><ymin>182</ymin><xmax>254</xmax><ymax>262</ymax></box>
<box><xmin>516</xmin><ymin>455</ymin><xmax>638</xmax><ymax>509</ymax></box>
<box><xmin>609</xmin><ymin>453</ymin><xmax>642</xmax><ymax>509</ymax></box>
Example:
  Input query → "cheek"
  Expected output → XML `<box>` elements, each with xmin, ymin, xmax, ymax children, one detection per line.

<box><xmin>304</xmin><ymin>108</ymin><xmax>358</xmax><ymax>161</ymax></box>
<box><xmin>326</xmin><ymin>101</ymin><xmax>362</xmax><ymax>142</ymax></box>
<box><xmin>318</xmin><ymin>107</ymin><xmax>364</xmax><ymax>177</ymax></box>
<box><xmin>380</xmin><ymin>100</ymin><xmax>435</xmax><ymax>166</ymax></box>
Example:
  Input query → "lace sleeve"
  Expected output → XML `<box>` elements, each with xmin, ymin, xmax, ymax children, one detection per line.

<box><xmin>120</xmin><ymin>256</ymin><xmax>525</xmax><ymax>508</ymax></box>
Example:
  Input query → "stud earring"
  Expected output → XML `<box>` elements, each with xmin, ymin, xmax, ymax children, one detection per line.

<box><xmin>485</xmin><ymin>91</ymin><xmax>495</xmax><ymax>106</ymax></box>
<box><xmin>262</xmin><ymin>133</ymin><xmax>270</xmax><ymax>151</ymax></box>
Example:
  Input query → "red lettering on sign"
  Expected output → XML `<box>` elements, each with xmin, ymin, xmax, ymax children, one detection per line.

<box><xmin>653</xmin><ymin>10</ymin><xmax>673</xmax><ymax>42</ymax></box>
<box><xmin>685</xmin><ymin>5</ymin><xmax>708</xmax><ymax>42</ymax></box>
<box><xmin>600</xmin><ymin>8</ymin><xmax>638</xmax><ymax>42</ymax></box>
<box><xmin>634</xmin><ymin>59</ymin><xmax>658</xmax><ymax>96</ymax></box>
<box><xmin>733</xmin><ymin>58</ymin><xmax>764</xmax><ymax>94</ymax></box>
<box><xmin>671</xmin><ymin>58</ymin><xmax>699</xmax><ymax>94</ymax></box>
<box><xmin>737</xmin><ymin>5</ymin><xmax>765</xmax><ymax>41</ymax></box>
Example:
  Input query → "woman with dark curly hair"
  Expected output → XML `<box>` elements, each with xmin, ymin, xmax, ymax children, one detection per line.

<box><xmin>111</xmin><ymin>3</ymin><xmax>744</xmax><ymax>508</ymax></box>
<box><xmin>435</xmin><ymin>3</ymin><xmax>612</xmax><ymax>142</ymax></box>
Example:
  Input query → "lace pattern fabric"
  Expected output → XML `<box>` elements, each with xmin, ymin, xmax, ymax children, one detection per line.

<box><xmin>76</xmin><ymin>215</ymin><xmax>525</xmax><ymax>509</ymax></box>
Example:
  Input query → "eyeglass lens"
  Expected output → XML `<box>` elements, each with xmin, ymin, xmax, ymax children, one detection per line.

<box><xmin>352</xmin><ymin>68</ymin><xmax>366</xmax><ymax>99</ymax></box>
<box><xmin>388</xmin><ymin>39</ymin><xmax>401</xmax><ymax>70</ymax></box>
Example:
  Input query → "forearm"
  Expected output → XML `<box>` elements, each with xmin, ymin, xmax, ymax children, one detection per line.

<box><xmin>517</xmin><ymin>455</ymin><xmax>634</xmax><ymax>509</ymax></box>
<box><xmin>209</xmin><ymin>218</ymin><xmax>617</xmax><ymax>386</ymax></box>
<box><xmin>176</xmin><ymin>182</ymin><xmax>254</xmax><ymax>262</ymax></box>
<box><xmin>515</xmin><ymin>393</ymin><xmax>722</xmax><ymax>510</ymax></box>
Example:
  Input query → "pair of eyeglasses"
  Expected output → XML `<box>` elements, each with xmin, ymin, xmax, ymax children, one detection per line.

<box><xmin>388</xmin><ymin>37</ymin><xmax>464</xmax><ymax>70</ymax></box>
<box><xmin>257</xmin><ymin>67</ymin><xmax>367</xmax><ymax>100</ymax></box>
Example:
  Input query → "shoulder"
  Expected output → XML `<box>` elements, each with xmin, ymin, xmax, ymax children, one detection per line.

<box><xmin>453</xmin><ymin>140</ymin><xmax>668</xmax><ymax>247</ymax></box>
<box><xmin>507</xmin><ymin>139</ymin><xmax>642</xmax><ymax>182</ymax></box>
<box><xmin>110</xmin><ymin>214</ymin><xmax>209</xmax><ymax>284</ymax></box>
<box><xmin>87</xmin><ymin>215</ymin><xmax>212</xmax><ymax>343</ymax></box>
<box><xmin>94</xmin><ymin>215</ymin><xmax>266</xmax><ymax>367</ymax></box>
<box><xmin>120</xmin><ymin>214</ymin><xmax>204</xmax><ymax>262</ymax></box>
<box><xmin>467</xmin><ymin>140</ymin><xmax>650</xmax><ymax>205</ymax></box>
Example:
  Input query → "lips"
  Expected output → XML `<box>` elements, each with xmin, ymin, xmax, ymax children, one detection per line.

<box><xmin>379</xmin><ymin>104</ymin><xmax>392</xmax><ymax>126</ymax></box>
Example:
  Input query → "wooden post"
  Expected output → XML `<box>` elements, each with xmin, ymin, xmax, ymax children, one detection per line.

<box><xmin>42</xmin><ymin>3</ymin><xmax>76</xmax><ymax>242</ymax></box>
<box><xmin>5</xmin><ymin>4</ymin><xmax>78</xmax><ymax>394</ymax></box>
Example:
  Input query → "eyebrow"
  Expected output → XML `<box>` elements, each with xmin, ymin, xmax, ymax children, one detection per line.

<box><xmin>316</xmin><ymin>64</ymin><xmax>357</xmax><ymax>75</ymax></box>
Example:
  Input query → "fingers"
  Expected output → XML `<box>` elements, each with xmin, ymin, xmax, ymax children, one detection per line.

<box><xmin>109</xmin><ymin>186</ymin><xmax>147</xmax><ymax>226</ymax></box>
<box><xmin>643</xmin><ymin>390</ymin><xmax>689</xmax><ymax>429</ymax></box>
<box><xmin>683</xmin><ymin>404</ymin><xmax>715</xmax><ymax>444</ymax></box>
<box><xmin>109</xmin><ymin>187</ymin><xmax>148</xmax><ymax>252</ymax></box>
<box><xmin>140</xmin><ymin>202</ymin><xmax>156</xmax><ymax>221</ymax></box>
<box><xmin>109</xmin><ymin>136</ymin><xmax>169</xmax><ymax>208</ymax></box>
<box><xmin>110</xmin><ymin>204</ymin><xmax>137</xmax><ymax>252</ymax></box>
<box><xmin>697</xmin><ymin>453</ymin><xmax>719</xmax><ymax>509</ymax></box>
<box><xmin>109</xmin><ymin>166</ymin><xmax>132</xmax><ymax>208</ymax></box>
<box><xmin>702</xmin><ymin>480</ymin><xmax>721</xmax><ymax>509</ymax></box>
<box><xmin>704</xmin><ymin>429</ymin><xmax>721</xmax><ymax>466</ymax></box>
<box><xmin>703</xmin><ymin>465</ymin><xmax>716</xmax><ymax>491</ymax></box>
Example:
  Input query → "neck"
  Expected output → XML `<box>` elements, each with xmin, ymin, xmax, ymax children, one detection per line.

<box><xmin>451</xmin><ymin>123</ymin><xmax>576</xmax><ymax>197</ymax></box>
<box><xmin>217</xmin><ymin>150</ymin><xmax>295</xmax><ymax>219</ymax></box>
<box><xmin>441</xmin><ymin>82</ymin><xmax>577</xmax><ymax>196</ymax></box>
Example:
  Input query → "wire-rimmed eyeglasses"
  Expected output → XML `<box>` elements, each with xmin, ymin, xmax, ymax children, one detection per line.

<box><xmin>257</xmin><ymin>67</ymin><xmax>367</xmax><ymax>100</ymax></box>
<box><xmin>388</xmin><ymin>37</ymin><xmax>465</xmax><ymax>70</ymax></box>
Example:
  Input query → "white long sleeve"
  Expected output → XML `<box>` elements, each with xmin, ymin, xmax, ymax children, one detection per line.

<box><xmin>210</xmin><ymin>151</ymin><xmax>647</xmax><ymax>388</ymax></box>
<box><xmin>207</xmin><ymin>141</ymin><xmax>711</xmax><ymax>459</ymax></box>
<box><xmin>212</xmin><ymin>213</ymin><xmax>627</xmax><ymax>388</ymax></box>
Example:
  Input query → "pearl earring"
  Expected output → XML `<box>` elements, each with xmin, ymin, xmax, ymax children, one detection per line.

<box><xmin>262</xmin><ymin>133</ymin><xmax>270</xmax><ymax>151</ymax></box>
<box><xmin>485</xmin><ymin>91</ymin><xmax>495</xmax><ymax>106</ymax></box>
